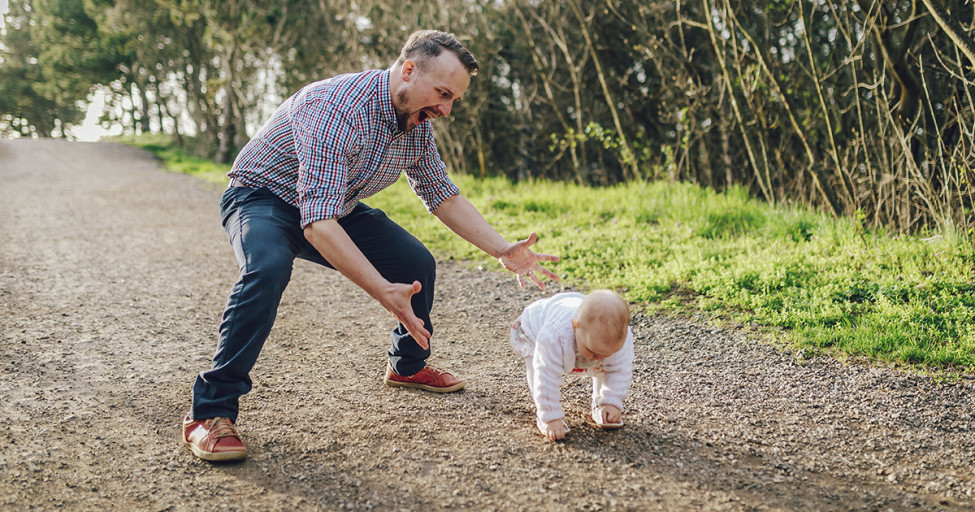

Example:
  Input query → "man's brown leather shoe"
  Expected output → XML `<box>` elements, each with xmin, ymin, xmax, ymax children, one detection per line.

<box><xmin>384</xmin><ymin>363</ymin><xmax>466</xmax><ymax>392</ymax></box>
<box><xmin>182</xmin><ymin>415</ymin><xmax>247</xmax><ymax>462</ymax></box>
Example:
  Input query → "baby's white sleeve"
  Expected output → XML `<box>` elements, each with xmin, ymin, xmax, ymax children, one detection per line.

<box><xmin>591</xmin><ymin>328</ymin><xmax>635</xmax><ymax>411</ymax></box>
<box><xmin>531</xmin><ymin>331</ymin><xmax>566</xmax><ymax>424</ymax></box>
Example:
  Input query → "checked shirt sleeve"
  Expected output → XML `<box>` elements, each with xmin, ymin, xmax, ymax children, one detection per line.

<box><xmin>403</xmin><ymin>129</ymin><xmax>459</xmax><ymax>214</ymax></box>
<box><xmin>289</xmin><ymin>98</ymin><xmax>357</xmax><ymax>227</ymax></box>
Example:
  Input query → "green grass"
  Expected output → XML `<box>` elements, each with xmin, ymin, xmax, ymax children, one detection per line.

<box><xmin>111</xmin><ymin>134</ymin><xmax>230</xmax><ymax>185</ymax></box>
<box><xmin>121</xmin><ymin>135</ymin><xmax>975</xmax><ymax>374</ymax></box>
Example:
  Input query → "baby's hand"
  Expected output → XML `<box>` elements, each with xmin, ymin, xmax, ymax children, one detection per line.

<box><xmin>538</xmin><ymin>419</ymin><xmax>569</xmax><ymax>441</ymax></box>
<box><xmin>599</xmin><ymin>405</ymin><xmax>622</xmax><ymax>424</ymax></box>
<box><xmin>592</xmin><ymin>405</ymin><xmax>624</xmax><ymax>429</ymax></box>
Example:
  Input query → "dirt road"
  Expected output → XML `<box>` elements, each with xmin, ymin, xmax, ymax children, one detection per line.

<box><xmin>2</xmin><ymin>138</ymin><xmax>974</xmax><ymax>511</ymax></box>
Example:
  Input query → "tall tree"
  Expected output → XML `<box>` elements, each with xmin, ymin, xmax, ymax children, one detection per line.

<box><xmin>0</xmin><ymin>0</ymin><xmax>92</xmax><ymax>136</ymax></box>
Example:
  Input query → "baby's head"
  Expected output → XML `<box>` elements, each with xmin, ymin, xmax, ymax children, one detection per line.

<box><xmin>572</xmin><ymin>290</ymin><xmax>630</xmax><ymax>360</ymax></box>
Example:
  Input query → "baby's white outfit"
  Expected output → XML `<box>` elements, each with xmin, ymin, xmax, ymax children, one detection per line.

<box><xmin>510</xmin><ymin>292</ymin><xmax>634</xmax><ymax>429</ymax></box>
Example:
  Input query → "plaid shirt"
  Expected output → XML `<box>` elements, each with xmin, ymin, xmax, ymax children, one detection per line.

<box><xmin>228</xmin><ymin>69</ymin><xmax>459</xmax><ymax>228</ymax></box>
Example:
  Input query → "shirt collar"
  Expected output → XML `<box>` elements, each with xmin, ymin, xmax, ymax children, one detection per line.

<box><xmin>377</xmin><ymin>69</ymin><xmax>401</xmax><ymax>136</ymax></box>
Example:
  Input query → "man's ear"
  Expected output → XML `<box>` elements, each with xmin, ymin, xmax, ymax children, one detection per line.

<box><xmin>401</xmin><ymin>59</ymin><xmax>415</xmax><ymax>82</ymax></box>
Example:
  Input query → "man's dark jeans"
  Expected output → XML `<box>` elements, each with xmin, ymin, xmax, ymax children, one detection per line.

<box><xmin>191</xmin><ymin>186</ymin><xmax>436</xmax><ymax>422</ymax></box>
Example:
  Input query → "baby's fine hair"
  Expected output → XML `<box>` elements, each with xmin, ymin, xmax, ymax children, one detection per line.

<box><xmin>578</xmin><ymin>290</ymin><xmax>630</xmax><ymax>345</ymax></box>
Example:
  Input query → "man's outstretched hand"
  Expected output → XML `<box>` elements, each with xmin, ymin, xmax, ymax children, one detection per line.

<box><xmin>381</xmin><ymin>280</ymin><xmax>430</xmax><ymax>350</ymax></box>
<box><xmin>497</xmin><ymin>232</ymin><xmax>560</xmax><ymax>289</ymax></box>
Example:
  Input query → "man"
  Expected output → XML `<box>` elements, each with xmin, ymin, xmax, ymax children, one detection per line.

<box><xmin>182</xmin><ymin>30</ymin><xmax>559</xmax><ymax>462</ymax></box>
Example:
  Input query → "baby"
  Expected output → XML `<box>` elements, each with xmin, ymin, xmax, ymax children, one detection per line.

<box><xmin>510</xmin><ymin>290</ymin><xmax>634</xmax><ymax>441</ymax></box>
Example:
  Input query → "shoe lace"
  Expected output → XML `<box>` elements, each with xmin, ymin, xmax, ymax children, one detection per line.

<box><xmin>207</xmin><ymin>417</ymin><xmax>240</xmax><ymax>439</ymax></box>
<box><xmin>425</xmin><ymin>366</ymin><xmax>444</xmax><ymax>376</ymax></box>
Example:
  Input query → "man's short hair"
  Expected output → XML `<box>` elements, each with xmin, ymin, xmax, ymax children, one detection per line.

<box><xmin>395</xmin><ymin>30</ymin><xmax>479</xmax><ymax>77</ymax></box>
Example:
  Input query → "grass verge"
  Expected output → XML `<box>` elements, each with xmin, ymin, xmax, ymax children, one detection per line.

<box><xmin>117</xmin><ymin>135</ymin><xmax>975</xmax><ymax>374</ymax></box>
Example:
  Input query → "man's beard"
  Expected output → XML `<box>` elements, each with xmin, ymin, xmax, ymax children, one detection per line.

<box><xmin>394</xmin><ymin>89</ymin><xmax>411</xmax><ymax>132</ymax></box>
<box><xmin>394</xmin><ymin>89</ymin><xmax>438</xmax><ymax>132</ymax></box>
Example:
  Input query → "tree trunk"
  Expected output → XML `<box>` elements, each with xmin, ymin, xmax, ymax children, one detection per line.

<box><xmin>566</xmin><ymin>0</ymin><xmax>642</xmax><ymax>181</ymax></box>
<box><xmin>216</xmin><ymin>38</ymin><xmax>239</xmax><ymax>164</ymax></box>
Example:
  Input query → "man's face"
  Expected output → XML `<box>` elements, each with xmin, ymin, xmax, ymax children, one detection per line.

<box><xmin>393</xmin><ymin>51</ymin><xmax>471</xmax><ymax>132</ymax></box>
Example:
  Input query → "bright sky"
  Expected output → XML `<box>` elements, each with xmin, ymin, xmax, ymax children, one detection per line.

<box><xmin>0</xmin><ymin>0</ymin><xmax>7</xmax><ymax>28</ymax></box>
<box><xmin>74</xmin><ymin>89</ymin><xmax>121</xmax><ymax>141</ymax></box>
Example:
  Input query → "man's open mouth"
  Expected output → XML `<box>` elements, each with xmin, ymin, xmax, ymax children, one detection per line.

<box><xmin>417</xmin><ymin>109</ymin><xmax>437</xmax><ymax>123</ymax></box>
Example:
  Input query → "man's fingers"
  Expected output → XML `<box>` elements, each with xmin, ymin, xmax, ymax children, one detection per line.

<box><xmin>388</xmin><ymin>282</ymin><xmax>429</xmax><ymax>349</ymax></box>
<box><xmin>531</xmin><ymin>274</ymin><xmax>546</xmax><ymax>291</ymax></box>
<box><xmin>538</xmin><ymin>267</ymin><xmax>559</xmax><ymax>281</ymax></box>
<box><xmin>412</xmin><ymin>331</ymin><xmax>430</xmax><ymax>350</ymax></box>
<box><xmin>501</xmin><ymin>233</ymin><xmax>561</xmax><ymax>290</ymax></box>
<box><xmin>522</xmin><ymin>270</ymin><xmax>548</xmax><ymax>291</ymax></box>
<box><xmin>403</xmin><ymin>281</ymin><xmax>430</xmax><ymax>349</ymax></box>
<box><xmin>514</xmin><ymin>267</ymin><xmax>557</xmax><ymax>291</ymax></box>
<box><xmin>403</xmin><ymin>316</ymin><xmax>429</xmax><ymax>349</ymax></box>
<box><xmin>399</xmin><ymin>316</ymin><xmax>429</xmax><ymax>350</ymax></box>
<box><xmin>534</xmin><ymin>252</ymin><xmax>560</xmax><ymax>263</ymax></box>
<box><xmin>406</xmin><ymin>316</ymin><xmax>430</xmax><ymax>350</ymax></box>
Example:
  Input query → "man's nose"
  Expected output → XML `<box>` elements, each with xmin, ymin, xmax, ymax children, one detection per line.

<box><xmin>437</xmin><ymin>102</ymin><xmax>452</xmax><ymax>118</ymax></box>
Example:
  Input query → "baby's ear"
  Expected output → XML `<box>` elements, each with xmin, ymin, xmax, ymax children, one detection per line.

<box><xmin>571</xmin><ymin>318</ymin><xmax>579</xmax><ymax>329</ymax></box>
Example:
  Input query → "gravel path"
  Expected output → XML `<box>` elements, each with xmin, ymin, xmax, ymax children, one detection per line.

<box><xmin>1</xmin><ymin>138</ymin><xmax>974</xmax><ymax>511</ymax></box>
